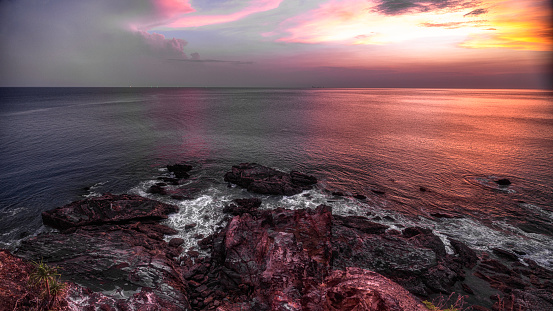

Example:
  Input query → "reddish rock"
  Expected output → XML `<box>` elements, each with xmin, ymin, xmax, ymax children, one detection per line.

<box><xmin>205</xmin><ymin>205</ymin><xmax>427</xmax><ymax>311</ymax></box>
<box><xmin>494</xmin><ymin>289</ymin><xmax>553</xmax><ymax>311</ymax></box>
<box><xmin>17</xmin><ymin>194</ymin><xmax>189</xmax><ymax>310</ymax></box>
<box><xmin>0</xmin><ymin>249</ymin><xmax>58</xmax><ymax>311</ymax></box>
<box><xmin>211</xmin><ymin>205</ymin><xmax>332</xmax><ymax>309</ymax></box>
<box><xmin>304</xmin><ymin>268</ymin><xmax>426</xmax><ymax>311</ymax></box>
<box><xmin>224</xmin><ymin>163</ymin><xmax>317</xmax><ymax>196</ymax></box>
<box><xmin>168</xmin><ymin>238</ymin><xmax>185</xmax><ymax>247</ymax></box>
<box><xmin>42</xmin><ymin>193</ymin><xmax>178</xmax><ymax>230</ymax></box>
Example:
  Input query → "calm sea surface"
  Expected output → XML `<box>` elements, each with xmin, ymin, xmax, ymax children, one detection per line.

<box><xmin>1</xmin><ymin>87</ymin><xmax>552</xmax><ymax>267</ymax></box>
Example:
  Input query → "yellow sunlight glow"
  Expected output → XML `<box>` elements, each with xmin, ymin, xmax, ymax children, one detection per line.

<box><xmin>272</xmin><ymin>0</ymin><xmax>552</xmax><ymax>51</ymax></box>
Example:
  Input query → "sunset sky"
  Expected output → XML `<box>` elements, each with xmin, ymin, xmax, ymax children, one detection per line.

<box><xmin>0</xmin><ymin>0</ymin><xmax>551</xmax><ymax>88</ymax></box>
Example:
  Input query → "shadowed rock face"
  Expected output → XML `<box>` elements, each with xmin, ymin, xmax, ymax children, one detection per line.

<box><xmin>224</xmin><ymin>163</ymin><xmax>317</xmax><ymax>196</ymax></box>
<box><xmin>41</xmin><ymin>193</ymin><xmax>178</xmax><ymax>230</ymax></box>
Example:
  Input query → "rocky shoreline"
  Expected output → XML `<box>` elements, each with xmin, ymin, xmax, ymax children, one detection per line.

<box><xmin>1</xmin><ymin>163</ymin><xmax>552</xmax><ymax>310</ymax></box>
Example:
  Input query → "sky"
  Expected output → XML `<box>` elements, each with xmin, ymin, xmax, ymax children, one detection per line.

<box><xmin>0</xmin><ymin>0</ymin><xmax>551</xmax><ymax>88</ymax></box>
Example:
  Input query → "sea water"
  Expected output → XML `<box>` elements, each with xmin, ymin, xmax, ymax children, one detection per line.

<box><xmin>1</xmin><ymin>87</ymin><xmax>552</xmax><ymax>268</ymax></box>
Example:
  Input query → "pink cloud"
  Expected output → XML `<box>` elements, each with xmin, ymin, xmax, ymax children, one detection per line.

<box><xmin>165</xmin><ymin>0</ymin><xmax>283</xmax><ymax>28</ymax></box>
<box><xmin>154</xmin><ymin>0</ymin><xmax>195</xmax><ymax>19</ymax></box>
<box><xmin>136</xmin><ymin>30</ymin><xmax>189</xmax><ymax>59</ymax></box>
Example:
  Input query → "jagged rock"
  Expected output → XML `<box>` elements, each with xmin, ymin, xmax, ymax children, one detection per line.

<box><xmin>223</xmin><ymin>163</ymin><xmax>317</xmax><ymax>196</ymax></box>
<box><xmin>41</xmin><ymin>193</ymin><xmax>178</xmax><ymax>230</ymax></box>
<box><xmin>211</xmin><ymin>205</ymin><xmax>332</xmax><ymax>309</ymax></box>
<box><xmin>304</xmin><ymin>268</ymin><xmax>426</xmax><ymax>311</ymax></box>
<box><xmin>206</xmin><ymin>205</ymin><xmax>428</xmax><ymax>311</ymax></box>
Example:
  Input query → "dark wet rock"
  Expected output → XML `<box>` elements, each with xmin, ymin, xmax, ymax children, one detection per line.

<box><xmin>167</xmin><ymin>163</ymin><xmax>192</xmax><ymax>179</ymax></box>
<box><xmin>167</xmin><ymin>187</ymin><xmax>202</xmax><ymax>201</ymax></box>
<box><xmin>223</xmin><ymin>163</ymin><xmax>317</xmax><ymax>196</ymax></box>
<box><xmin>332</xmin><ymin>191</ymin><xmax>345</xmax><ymax>196</ymax></box>
<box><xmin>419</xmin><ymin>186</ymin><xmax>428</xmax><ymax>192</ymax></box>
<box><xmin>16</xmin><ymin>220</ymin><xmax>189</xmax><ymax>310</ymax></box>
<box><xmin>41</xmin><ymin>193</ymin><xmax>178</xmax><ymax>230</ymax></box>
<box><xmin>495</xmin><ymin>178</ymin><xmax>511</xmax><ymax>186</ymax></box>
<box><xmin>450</xmin><ymin>239</ymin><xmax>479</xmax><ymax>269</ymax></box>
<box><xmin>517</xmin><ymin>221</ymin><xmax>553</xmax><ymax>235</ymax></box>
<box><xmin>403</xmin><ymin>227</ymin><xmax>447</xmax><ymax>259</ymax></box>
<box><xmin>494</xmin><ymin>289</ymin><xmax>553</xmax><ymax>311</ymax></box>
<box><xmin>169</xmin><ymin>238</ymin><xmax>185</xmax><ymax>247</ymax></box>
<box><xmin>290</xmin><ymin>170</ymin><xmax>318</xmax><ymax>186</ymax></box>
<box><xmin>353</xmin><ymin>193</ymin><xmax>367</xmax><ymax>200</ymax></box>
<box><xmin>492</xmin><ymin>248</ymin><xmax>519</xmax><ymax>261</ymax></box>
<box><xmin>479</xmin><ymin>258</ymin><xmax>512</xmax><ymax>274</ymax></box>
<box><xmin>147</xmin><ymin>184</ymin><xmax>167</xmax><ymax>195</ymax></box>
<box><xmin>223</xmin><ymin>198</ymin><xmax>262</xmax><ymax>216</ymax></box>
<box><xmin>185</xmin><ymin>223</ymin><xmax>197</xmax><ymax>230</ymax></box>
<box><xmin>371</xmin><ymin>189</ymin><xmax>386</xmax><ymax>195</ymax></box>
<box><xmin>333</xmin><ymin>215</ymin><xmax>389</xmax><ymax>234</ymax></box>
<box><xmin>332</xmin><ymin>221</ymin><xmax>464</xmax><ymax>297</ymax></box>
<box><xmin>431</xmin><ymin>212</ymin><xmax>458</xmax><ymax>218</ymax></box>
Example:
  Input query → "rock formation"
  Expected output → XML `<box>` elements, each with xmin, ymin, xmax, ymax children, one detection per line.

<box><xmin>224</xmin><ymin>163</ymin><xmax>317</xmax><ymax>196</ymax></box>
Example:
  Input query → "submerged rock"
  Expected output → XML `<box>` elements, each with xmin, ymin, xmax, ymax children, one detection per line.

<box><xmin>495</xmin><ymin>178</ymin><xmax>511</xmax><ymax>186</ymax></box>
<box><xmin>224</xmin><ymin>163</ymin><xmax>317</xmax><ymax>196</ymax></box>
<box><xmin>167</xmin><ymin>163</ymin><xmax>193</xmax><ymax>179</ymax></box>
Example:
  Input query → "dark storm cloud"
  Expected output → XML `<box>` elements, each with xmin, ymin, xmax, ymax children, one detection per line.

<box><xmin>373</xmin><ymin>0</ymin><xmax>480</xmax><ymax>15</ymax></box>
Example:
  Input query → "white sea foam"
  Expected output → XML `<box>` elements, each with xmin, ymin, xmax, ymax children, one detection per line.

<box><xmin>131</xmin><ymin>178</ymin><xmax>553</xmax><ymax>269</ymax></box>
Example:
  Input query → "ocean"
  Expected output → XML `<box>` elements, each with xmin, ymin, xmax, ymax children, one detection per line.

<box><xmin>1</xmin><ymin>87</ymin><xmax>552</xmax><ymax>268</ymax></box>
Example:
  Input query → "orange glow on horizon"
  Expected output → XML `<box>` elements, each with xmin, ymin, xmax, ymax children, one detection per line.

<box><xmin>264</xmin><ymin>0</ymin><xmax>552</xmax><ymax>52</ymax></box>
